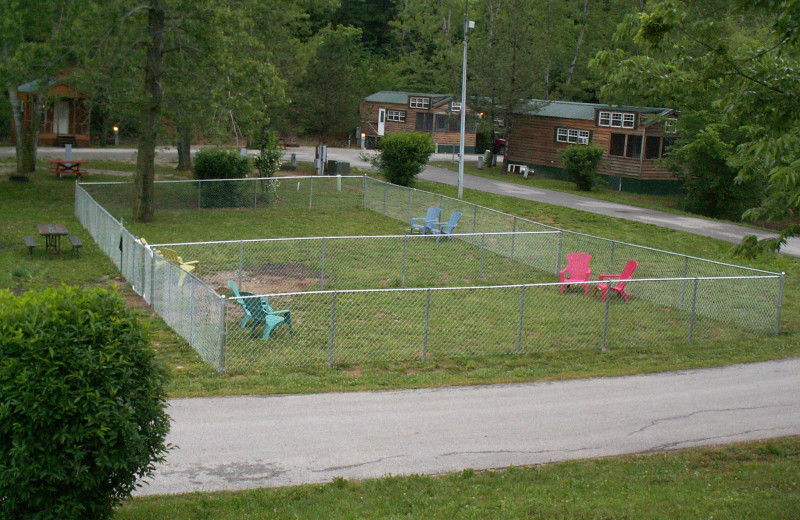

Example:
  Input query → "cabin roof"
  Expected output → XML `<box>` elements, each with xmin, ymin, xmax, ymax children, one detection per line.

<box><xmin>365</xmin><ymin>91</ymin><xmax>455</xmax><ymax>105</ymax></box>
<box><xmin>516</xmin><ymin>99</ymin><xmax>674</xmax><ymax>124</ymax></box>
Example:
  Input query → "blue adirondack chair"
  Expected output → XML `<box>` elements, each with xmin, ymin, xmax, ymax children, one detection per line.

<box><xmin>430</xmin><ymin>211</ymin><xmax>462</xmax><ymax>242</ymax></box>
<box><xmin>410</xmin><ymin>207</ymin><xmax>442</xmax><ymax>234</ymax></box>
<box><xmin>228</xmin><ymin>281</ymin><xmax>293</xmax><ymax>340</ymax></box>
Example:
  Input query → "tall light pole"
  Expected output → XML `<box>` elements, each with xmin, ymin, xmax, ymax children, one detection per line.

<box><xmin>457</xmin><ymin>1</ymin><xmax>471</xmax><ymax>200</ymax></box>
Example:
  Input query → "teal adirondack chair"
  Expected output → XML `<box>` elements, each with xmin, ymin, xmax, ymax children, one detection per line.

<box><xmin>430</xmin><ymin>211</ymin><xmax>462</xmax><ymax>242</ymax></box>
<box><xmin>410</xmin><ymin>207</ymin><xmax>442</xmax><ymax>234</ymax></box>
<box><xmin>228</xmin><ymin>281</ymin><xmax>293</xmax><ymax>340</ymax></box>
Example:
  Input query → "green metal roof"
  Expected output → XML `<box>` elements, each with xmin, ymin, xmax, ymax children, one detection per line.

<box><xmin>18</xmin><ymin>80</ymin><xmax>58</xmax><ymax>93</ymax></box>
<box><xmin>365</xmin><ymin>91</ymin><xmax>454</xmax><ymax>104</ymax></box>
<box><xmin>516</xmin><ymin>99</ymin><xmax>674</xmax><ymax>122</ymax></box>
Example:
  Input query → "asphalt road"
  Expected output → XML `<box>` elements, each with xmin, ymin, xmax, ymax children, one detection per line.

<box><xmin>137</xmin><ymin>358</ymin><xmax>800</xmax><ymax>496</ymax></box>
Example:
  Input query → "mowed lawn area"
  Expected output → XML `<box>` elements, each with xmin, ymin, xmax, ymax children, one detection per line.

<box><xmin>2</xmin><ymin>160</ymin><xmax>799</xmax><ymax>518</ymax></box>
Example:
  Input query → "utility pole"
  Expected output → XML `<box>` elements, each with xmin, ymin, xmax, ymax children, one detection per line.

<box><xmin>458</xmin><ymin>0</ymin><xmax>470</xmax><ymax>200</ymax></box>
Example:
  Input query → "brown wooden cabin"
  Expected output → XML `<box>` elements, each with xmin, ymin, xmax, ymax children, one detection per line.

<box><xmin>360</xmin><ymin>91</ymin><xmax>477</xmax><ymax>153</ymax></box>
<box><xmin>14</xmin><ymin>80</ymin><xmax>91</xmax><ymax>147</ymax></box>
<box><xmin>506</xmin><ymin>100</ymin><xmax>679</xmax><ymax>193</ymax></box>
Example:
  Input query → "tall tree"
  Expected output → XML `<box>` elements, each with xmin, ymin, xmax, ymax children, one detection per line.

<box><xmin>294</xmin><ymin>25</ymin><xmax>365</xmax><ymax>144</ymax></box>
<box><xmin>592</xmin><ymin>0</ymin><xmax>800</xmax><ymax>243</ymax></box>
<box><xmin>1</xmin><ymin>0</ymin><xmax>82</xmax><ymax>176</ymax></box>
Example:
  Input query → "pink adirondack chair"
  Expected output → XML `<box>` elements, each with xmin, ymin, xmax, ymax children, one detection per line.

<box><xmin>559</xmin><ymin>253</ymin><xmax>592</xmax><ymax>295</ymax></box>
<box><xmin>594</xmin><ymin>260</ymin><xmax>638</xmax><ymax>302</ymax></box>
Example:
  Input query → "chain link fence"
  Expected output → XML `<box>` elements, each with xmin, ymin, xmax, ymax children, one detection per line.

<box><xmin>76</xmin><ymin>175</ymin><xmax>784</xmax><ymax>372</ymax></box>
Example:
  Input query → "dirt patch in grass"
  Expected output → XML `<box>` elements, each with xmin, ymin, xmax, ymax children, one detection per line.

<box><xmin>206</xmin><ymin>263</ymin><xmax>323</xmax><ymax>294</ymax></box>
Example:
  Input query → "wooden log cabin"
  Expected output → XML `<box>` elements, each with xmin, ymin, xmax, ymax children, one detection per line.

<box><xmin>360</xmin><ymin>91</ymin><xmax>477</xmax><ymax>153</ymax></box>
<box><xmin>13</xmin><ymin>80</ymin><xmax>91</xmax><ymax>147</ymax></box>
<box><xmin>506</xmin><ymin>100</ymin><xmax>679</xmax><ymax>194</ymax></box>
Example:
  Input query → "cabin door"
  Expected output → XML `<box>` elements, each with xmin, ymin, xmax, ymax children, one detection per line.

<box><xmin>54</xmin><ymin>100</ymin><xmax>70</xmax><ymax>135</ymax></box>
<box><xmin>377</xmin><ymin>108</ymin><xmax>386</xmax><ymax>136</ymax></box>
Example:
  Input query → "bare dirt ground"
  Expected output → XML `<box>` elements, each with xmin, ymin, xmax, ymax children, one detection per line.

<box><xmin>205</xmin><ymin>263</ymin><xmax>324</xmax><ymax>295</ymax></box>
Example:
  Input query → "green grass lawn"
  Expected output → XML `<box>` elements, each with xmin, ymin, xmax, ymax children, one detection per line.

<box><xmin>3</xmin><ymin>161</ymin><xmax>799</xmax><ymax>519</ymax></box>
<box><xmin>2</xmin><ymin>163</ymin><xmax>799</xmax><ymax>400</ymax></box>
<box><xmin>117</xmin><ymin>437</ymin><xmax>800</xmax><ymax>519</ymax></box>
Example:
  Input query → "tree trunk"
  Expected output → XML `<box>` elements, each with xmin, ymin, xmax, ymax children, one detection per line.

<box><xmin>134</xmin><ymin>0</ymin><xmax>166</xmax><ymax>223</ymax></box>
<box><xmin>8</xmin><ymin>88</ymin><xmax>42</xmax><ymax>175</ymax></box>
<box><xmin>565</xmin><ymin>0</ymin><xmax>590</xmax><ymax>88</ymax></box>
<box><xmin>176</xmin><ymin>125</ymin><xmax>192</xmax><ymax>171</ymax></box>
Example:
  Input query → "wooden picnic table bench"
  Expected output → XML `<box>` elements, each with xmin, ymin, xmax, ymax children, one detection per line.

<box><xmin>49</xmin><ymin>159</ymin><xmax>89</xmax><ymax>179</ymax></box>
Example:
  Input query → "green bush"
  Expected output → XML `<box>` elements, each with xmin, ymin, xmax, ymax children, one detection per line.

<box><xmin>0</xmin><ymin>286</ymin><xmax>170</xmax><ymax>520</ymax></box>
<box><xmin>253</xmin><ymin>133</ymin><xmax>283</xmax><ymax>178</ymax></box>
<box><xmin>670</xmin><ymin>125</ymin><xmax>765</xmax><ymax>220</ymax></box>
<box><xmin>376</xmin><ymin>132</ymin><xmax>435</xmax><ymax>186</ymax></box>
<box><xmin>562</xmin><ymin>144</ymin><xmax>604</xmax><ymax>191</ymax></box>
<box><xmin>193</xmin><ymin>148</ymin><xmax>251</xmax><ymax>207</ymax></box>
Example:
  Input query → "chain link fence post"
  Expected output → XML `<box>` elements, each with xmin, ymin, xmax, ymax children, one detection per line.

<box><xmin>328</xmin><ymin>291</ymin><xmax>338</xmax><ymax>367</ymax></box>
<box><xmin>197</xmin><ymin>180</ymin><xmax>202</xmax><ymax>210</ymax></box>
<box><xmin>680</xmin><ymin>255</ymin><xmax>689</xmax><ymax>309</ymax></box>
<box><xmin>238</xmin><ymin>240</ymin><xmax>244</xmax><ymax>291</ymax></box>
<box><xmin>189</xmin><ymin>276</ymin><xmax>195</xmax><ymax>347</ymax></box>
<box><xmin>479</xmin><ymin>233</ymin><xmax>486</xmax><ymax>282</ymax></box>
<box><xmin>254</xmin><ymin>178</ymin><xmax>258</xmax><ymax>209</ymax></box>
<box><xmin>362</xmin><ymin>175</ymin><xmax>367</xmax><ymax>207</ymax></box>
<box><xmin>401</xmin><ymin>235</ymin><xmax>407</xmax><ymax>287</ymax></box>
<box><xmin>511</xmin><ymin>218</ymin><xmax>517</xmax><ymax>260</ymax></box>
<box><xmin>688</xmin><ymin>278</ymin><xmax>699</xmax><ymax>343</ymax></box>
<box><xmin>556</xmin><ymin>231</ymin><xmax>564</xmax><ymax>274</ymax></box>
<box><xmin>423</xmin><ymin>289</ymin><xmax>431</xmax><ymax>362</ymax></box>
<box><xmin>775</xmin><ymin>272</ymin><xmax>785</xmax><ymax>335</ymax></box>
<box><xmin>309</xmin><ymin>176</ymin><xmax>314</xmax><ymax>209</ymax></box>
<box><xmin>383</xmin><ymin>184</ymin><xmax>387</xmax><ymax>215</ymax></box>
<box><xmin>516</xmin><ymin>286</ymin><xmax>526</xmax><ymax>355</ymax></box>
<box><xmin>320</xmin><ymin>238</ymin><xmax>327</xmax><ymax>290</ymax></box>
<box><xmin>150</xmin><ymin>251</ymin><xmax>156</xmax><ymax>308</ymax></box>
<box><xmin>218</xmin><ymin>297</ymin><xmax>227</xmax><ymax>372</ymax></box>
<box><xmin>601</xmin><ymin>292</ymin><xmax>611</xmax><ymax>351</ymax></box>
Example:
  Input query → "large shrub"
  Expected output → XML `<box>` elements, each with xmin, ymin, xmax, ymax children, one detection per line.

<box><xmin>669</xmin><ymin>125</ymin><xmax>765</xmax><ymax>220</ymax></box>
<box><xmin>0</xmin><ymin>286</ymin><xmax>170</xmax><ymax>520</ymax></box>
<box><xmin>376</xmin><ymin>132</ymin><xmax>435</xmax><ymax>186</ymax></box>
<box><xmin>193</xmin><ymin>148</ymin><xmax>251</xmax><ymax>207</ymax></box>
<box><xmin>562</xmin><ymin>144</ymin><xmax>604</xmax><ymax>191</ymax></box>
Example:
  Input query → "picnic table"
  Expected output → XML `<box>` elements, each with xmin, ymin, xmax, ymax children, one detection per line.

<box><xmin>49</xmin><ymin>159</ymin><xmax>88</xmax><ymax>179</ymax></box>
<box><xmin>38</xmin><ymin>224</ymin><xmax>69</xmax><ymax>255</ymax></box>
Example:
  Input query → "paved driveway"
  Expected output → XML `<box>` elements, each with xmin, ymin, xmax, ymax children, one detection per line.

<box><xmin>137</xmin><ymin>358</ymin><xmax>800</xmax><ymax>496</ymax></box>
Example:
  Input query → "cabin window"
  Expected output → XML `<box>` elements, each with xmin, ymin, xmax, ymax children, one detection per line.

<box><xmin>645</xmin><ymin>136</ymin><xmax>662</xmax><ymax>159</ymax></box>
<box><xmin>449</xmin><ymin>115</ymin><xmax>461</xmax><ymax>132</ymax></box>
<box><xmin>664</xmin><ymin>119</ymin><xmax>677</xmax><ymax>133</ymax></box>
<box><xmin>435</xmin><ymin>114</ymin><xmax>449</xmax><ymax>131</ymax></box>
<box><xmin>598</xmin><ymin>110</ymin><xmax>636</xmax><ymax>129</ymax></box>
<box><xmin>625</xmin><ymin>135</ymin><xmax>642</xmax><ymax>158</ymax></box>
<box><xmin>415</xmin><ymin>112</ymin><xmax>433</xmax><ymax>131</ymax></box>
<box><xmin>556</xmin><ymin>127</ymin><xmax>590</xmax><ymax>145</ymax></box>
<box><xmin>450</xmin><ymin>101</ymin><xmax>462</xmax><ymax>112</ymax></box>
<box><xmin>609</xmin><ymin>133</ymin><xmax>626</xmax><ymax>156</ymax></box>
<box><xmin>387</xmin><ymin>110</ymin><xmax>406</xmax><ymax>122</ymax></box>
<box><xmin>409</xmin><ymin>96</ymin><xmax>430</xmax><ymax>109</ymax></box>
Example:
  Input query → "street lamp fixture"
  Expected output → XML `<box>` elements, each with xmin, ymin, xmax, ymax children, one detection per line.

<box><xmin>112</xmin><ymin>126</ymin><xmax>120</xmax><ymax>146</ymax></box>
<box><xmin>457</xmin><ymin>2</ymin><xmax>473</xmax><ymax>200</ymax></box>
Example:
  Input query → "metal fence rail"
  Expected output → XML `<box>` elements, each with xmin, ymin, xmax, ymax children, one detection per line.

<box><xmin>76</xmin><ymin>176</ymin><xmax>784</xmax><ymax>372</ymax></box>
